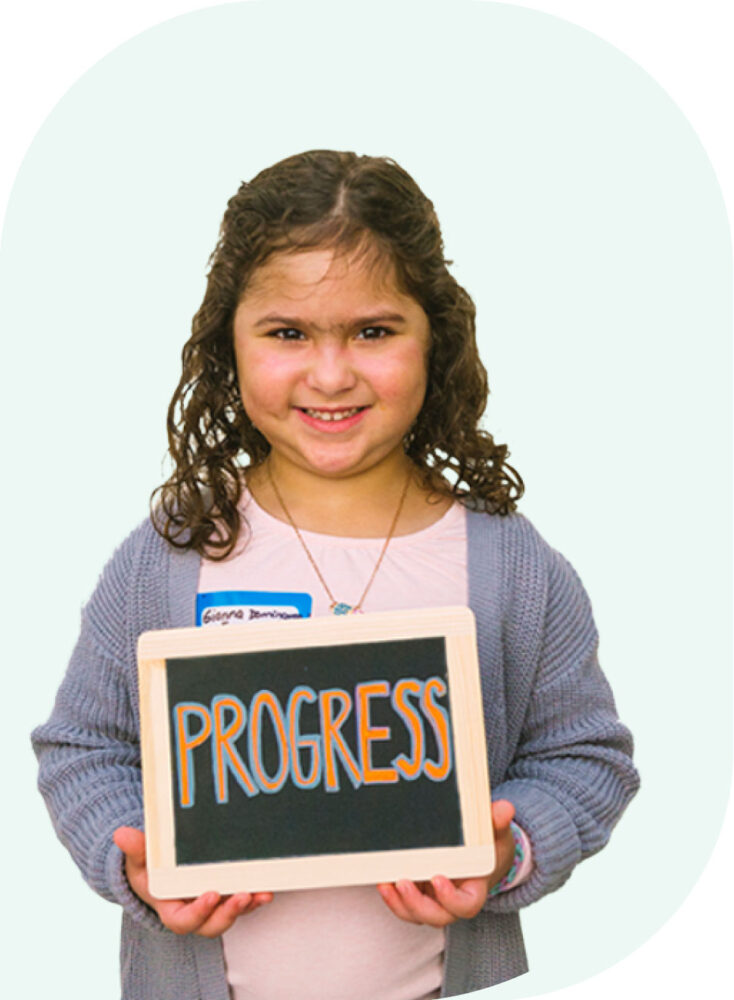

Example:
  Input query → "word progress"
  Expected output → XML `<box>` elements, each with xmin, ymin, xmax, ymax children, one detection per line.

<box><xmin>173</xmin><ymin>676</ymin><xmax>453</xmax><ymax>808</ymax></box>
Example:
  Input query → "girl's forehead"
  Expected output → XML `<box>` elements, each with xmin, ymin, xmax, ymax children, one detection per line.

<box><xmin>241</xmin><ymin>247</ymin><xmax>406</xmax><ymax>305</ymax></box>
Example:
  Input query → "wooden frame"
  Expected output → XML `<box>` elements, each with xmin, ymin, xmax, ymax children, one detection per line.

<box><xmin>138</xmin><ymin>606</ymin><xmax>494</xmax><ymax>898</ymax></box>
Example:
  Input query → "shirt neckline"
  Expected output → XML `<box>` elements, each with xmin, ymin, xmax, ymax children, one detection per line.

<box><xmin>241</xmin><ymin>488</ymin><xmax>464</xmax><ymax>548</ymax></box>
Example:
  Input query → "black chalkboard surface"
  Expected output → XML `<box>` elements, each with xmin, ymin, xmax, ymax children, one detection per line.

<box><xmin>138</xmin><ymin>607</ymin><xmax>494</xmax><ymax>898</ymax></box>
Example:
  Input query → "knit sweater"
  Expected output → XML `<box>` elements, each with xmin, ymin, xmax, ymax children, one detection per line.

<box><xmin>32</xmin><ymin>508</ymin><xmax>639</xmax><ymax>999</ymax></box>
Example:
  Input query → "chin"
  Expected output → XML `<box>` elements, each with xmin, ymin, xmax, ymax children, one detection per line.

<box><xmin>304</xmin><ymin>460</ymin><xmax>364</xmax><ymax>478</ymax></box>
<box><xmin>297</xmin><ymin>450</ymin><xmax>374</xmax><ymax>479</ymax></box>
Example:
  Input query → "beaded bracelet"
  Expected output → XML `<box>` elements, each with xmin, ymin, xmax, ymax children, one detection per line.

<box><xmin>488</xmin><ymin>820</ymin><xmax>525</xmax><ymax>896</ymax></box>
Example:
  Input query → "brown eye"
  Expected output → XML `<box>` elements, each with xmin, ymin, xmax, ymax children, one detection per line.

<box><xmin>269</xmin><ymin>328</ymin><xmax>305</xmax><ymax>341</ymax></box>
<box><xmin>357</xmin><ymin>326</ymin><xmax>393</xmax><ymax>340</ymax></box>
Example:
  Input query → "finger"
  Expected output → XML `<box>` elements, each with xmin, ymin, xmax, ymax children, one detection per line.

<box><xmin>195</xmin><ymin>894</ymin><xmax>258</xmax><ymax>938</ymax></box>
<box><xmin>230</xmin><ymin>892</ymin><xmax>273</xmax><ymax>918</ymax></box>
<box><xmin>394</xmin><ymin>880</ymin><xmax>455</xmax><ymax>927</ymax></box>
<box><xmin>491</xmin><ymin>799</ymin><xmax>515</xmax><ymax>831</ymax></box>
<box><xmin>157</xmin><ymin>892</ymin><xmax>223</xmax><ymax>935</ymax></box>
<box><xmin>251</xmin><ymin>892</ymin><xmax>274</xmax><ymax>907</ymax></box>
<box><xmin>376</xmin><ymin>883</ymin><xmax>419</xmax><ymax>924</ymax></box>
<box><xmin>113</xmin><ymin>827</ymin><xmax>146</xmax><ymax>867</ymax></box>
<box><xmin>430</xmin><ymin>875</ymin><xmax>487</xmax><ymax>920</ymax></box>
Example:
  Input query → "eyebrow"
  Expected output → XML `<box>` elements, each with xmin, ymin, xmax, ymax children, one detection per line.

<box><xmin>252</xmin><ymin>312</ymin><xmax>408</xmax><ymax>330</ymax></box>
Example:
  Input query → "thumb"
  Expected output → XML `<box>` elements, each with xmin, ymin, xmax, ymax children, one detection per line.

<box><xmin>491</xmin><ymin>799</ymin><xmax>515</xmax><ymax>832</ymax></box>
<box><xmin>114</xmin><ymin>826</ymin><xmax>146</xmax><ymax>866</ymax></box>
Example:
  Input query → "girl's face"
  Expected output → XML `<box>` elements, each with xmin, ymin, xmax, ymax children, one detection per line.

<box><xmin>233</xmin><ymin>247</ymin><xmax>431</xmax><ymax>482</ymax></box>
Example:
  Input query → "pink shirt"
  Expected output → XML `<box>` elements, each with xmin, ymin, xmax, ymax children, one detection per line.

<box><xmin>199</xmin><ymin>490</ymin><xmax>469</xmax><ymax>618</ymax></box>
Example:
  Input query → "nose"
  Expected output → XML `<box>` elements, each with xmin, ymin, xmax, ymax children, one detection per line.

<box><xmin>305</xmin><ymin>341</ymin><xmax>357</xmax><ymax>396</ymax></box>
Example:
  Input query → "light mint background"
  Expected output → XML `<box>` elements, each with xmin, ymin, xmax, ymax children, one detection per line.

<box><xmin>3</xmin><ymin>1</ymin><xmax>730</xmax><ymax>998</ymax></box>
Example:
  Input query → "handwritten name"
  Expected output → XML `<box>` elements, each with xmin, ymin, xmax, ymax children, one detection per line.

<box><xmin>201</xmin><ymin>607</ymin><xmax>302</xmax><ymax>626</ymax></box>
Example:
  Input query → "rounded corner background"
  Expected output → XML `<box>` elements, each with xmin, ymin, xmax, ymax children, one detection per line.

<box><xmin>5</xmin><ymin>3</ymin><xmax>731</xmax><ymax>999</ymax></box>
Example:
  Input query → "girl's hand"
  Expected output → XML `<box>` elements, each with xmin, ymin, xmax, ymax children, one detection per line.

<box><xmin>377</xmin><ymin>800</ymin><xmax>517</xmax><ymax>927</ymax></box>
<box><xmin>113</xmin><ymin>827</ymin><xmax>273</xmax><ymax>937</ymax></box>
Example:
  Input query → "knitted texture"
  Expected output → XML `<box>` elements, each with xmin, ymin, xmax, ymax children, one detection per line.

<box><xmin>31</xmin><ymin>509</ymin><xmax>639</xmax><ymax>999</ymax></box>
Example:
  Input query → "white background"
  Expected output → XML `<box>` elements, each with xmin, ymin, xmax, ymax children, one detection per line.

<box><xmin>2</xmin><ymin>2</ymin><xmax>731</xmax><ymax>998</ymax></box>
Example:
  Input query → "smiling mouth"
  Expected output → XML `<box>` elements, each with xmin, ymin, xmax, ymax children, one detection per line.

<box><xmin>298</xmin><ymin>406</ymin><xmax>368</xmax><ymax>422</ymax></box>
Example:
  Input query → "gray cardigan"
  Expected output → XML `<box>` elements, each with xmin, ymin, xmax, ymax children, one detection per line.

<box><xmin>32</xmin><ymin>509</ymin><xmax>639</xmax><ymax>999</ymax></box>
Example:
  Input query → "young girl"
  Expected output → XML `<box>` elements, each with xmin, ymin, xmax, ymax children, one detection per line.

<box><xmin>32</xmin><ymin>150</ymin><xmax>639</xmax><ymax>1000</ymax></box>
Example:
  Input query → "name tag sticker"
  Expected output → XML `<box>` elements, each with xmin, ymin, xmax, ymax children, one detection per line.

<box><xmin>196</xmin><ymin>590</ymin><xmax>313</xmax><ymax>627</ymax></box>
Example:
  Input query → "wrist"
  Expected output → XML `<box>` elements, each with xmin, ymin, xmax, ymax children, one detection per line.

<box><xmin>488</xmin><ymin>820</ymin><xmax>526</xmax><ymax>896</ymax></box>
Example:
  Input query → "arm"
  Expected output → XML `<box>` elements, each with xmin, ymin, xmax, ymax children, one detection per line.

<box><xmin>31</xmin><ymin>601</ymin><xmax>160</xmax><ymax>927</ymax></box>
<box><xmin>379</xmin><ymin>526</ymin><xmax>638</xmax><ymax>927</ymax></box>
<box><xmin>31</xmin><ymin>526</ymin><xmax>271</xmax><ymax>933</ymax></box>
<box><xmin>485</xmin><ymin>548</ymin><xmax>640</xmax><ymax>913</ymax></box>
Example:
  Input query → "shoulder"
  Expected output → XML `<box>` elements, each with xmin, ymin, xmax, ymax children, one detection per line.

<box><xmin>83</xmin><ymin>516</ymin><xmax>179</xmax><ymax>659</ymax></box>
<box><xmin>91</xmin><ymin>516</ymin><xmax>169</xmax><ymax>603</ymax></box>
<box><xmin>465</xmin><ymin>505</ymin><xmax>580</xmax><ymax>574</ymax></box>
<box><xmin>464</xmin><ymin>508</ymin><xmax>601</xmax><ymax>698</ymax></box>
<box><xmin>464</xmin><ymin>506</ymin><xmax>557</xmax><ymax>581</ymax></box>
<box><xmin>464</xmin><ymin>506</ymin><xmax>594</xmax><ymax>627</ymax></box>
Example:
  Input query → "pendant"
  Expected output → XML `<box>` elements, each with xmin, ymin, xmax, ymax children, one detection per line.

<box><xmin>331</xmin><ymin>602</ymin><xmax>363</xmax><ymax>615</ymax></box>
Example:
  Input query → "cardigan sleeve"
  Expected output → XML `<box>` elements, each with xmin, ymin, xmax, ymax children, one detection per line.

<box><xmin>485</xmin><ymin>545</ymin><xmax>640</xmax><ymax>914</ymax></box>
<box><xmin>31</xmin><ymin>524</ymin><xmax>165</xmax><ymax>930</ymax></box>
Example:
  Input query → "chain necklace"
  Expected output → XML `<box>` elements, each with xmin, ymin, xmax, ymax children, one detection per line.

<box><xmin>267</xmin><ymin>464</ymin><xmax>412</xmax><ymax>615</ymax></box>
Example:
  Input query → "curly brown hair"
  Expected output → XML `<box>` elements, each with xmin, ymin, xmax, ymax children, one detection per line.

<box><xmin>152</xmin><ymin>150</ymin><xmax>523</xmax><ymax>557</ymax></box>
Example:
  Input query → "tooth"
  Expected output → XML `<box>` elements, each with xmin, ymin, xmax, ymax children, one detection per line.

<box><xmin>306</xmin><ymin>408</ymin><xmax>359</xmax><ymax>420</ymax></box>
<box><xmin>303</xmin><ymin>407</ymin><xmax>362</xmax><ymax>421</ymax></box>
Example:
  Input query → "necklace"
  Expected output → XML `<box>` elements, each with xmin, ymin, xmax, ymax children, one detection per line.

<box><xmin>267</xmin><ymin>464</ymin><xmax>412</xmax><ymax>615</ymax></box>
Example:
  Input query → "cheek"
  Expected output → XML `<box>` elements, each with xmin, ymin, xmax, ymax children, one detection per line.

<box><xmin>236</xmin><ymin>348</ymin><xmax>296</xmax><ymax>415</ymax></box>
<box><xmin>369</xmin><ymin>346</ymin><xmax>429</xmax><ymax>406</ymax></box>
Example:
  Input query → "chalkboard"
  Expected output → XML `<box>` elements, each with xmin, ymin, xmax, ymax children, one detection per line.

<box><xmin>138</xmin><ymin>607</ymin><xmax>494</xmax><ymax>898</ymax></box>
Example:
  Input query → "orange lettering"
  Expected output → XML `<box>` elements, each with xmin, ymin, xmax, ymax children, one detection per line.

<box><xmin>248</xmin><ymin>691</ymin><xmax>290</xmax><ymax>793</ymax></box>
<box><xmin>356</xmin><ymin>681</ymin><xmax>398</xmax><ymax>785</ymax></box>
<box><xmin>211</xmin><ymin>695</ymin><xmax>257</xmax><ymax>801</ymax></box>
<box><xmin>421</xmin><ymin>678</ymin><xmax>452</xmax><ymax>781</ymax></box>
<box><xmin>391</xmin><ymin>678</ymin><xmax>425</xmax><ymax>780</ymax></box>
<box><xmin>319</xmin><ymin>688</ymin><xmax>361</xmax><ymax>791</ymax></box>
<box><xmin>174</xmin><ymin>702</ymin><xmax>212</xmax><ymax>808</ymax></box>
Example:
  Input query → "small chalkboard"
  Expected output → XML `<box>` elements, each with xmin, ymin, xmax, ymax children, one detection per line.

<box><xmin>137</xmin><ymin>607</ymin><xmax>493</xmax><ymax>898</ymax></box>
